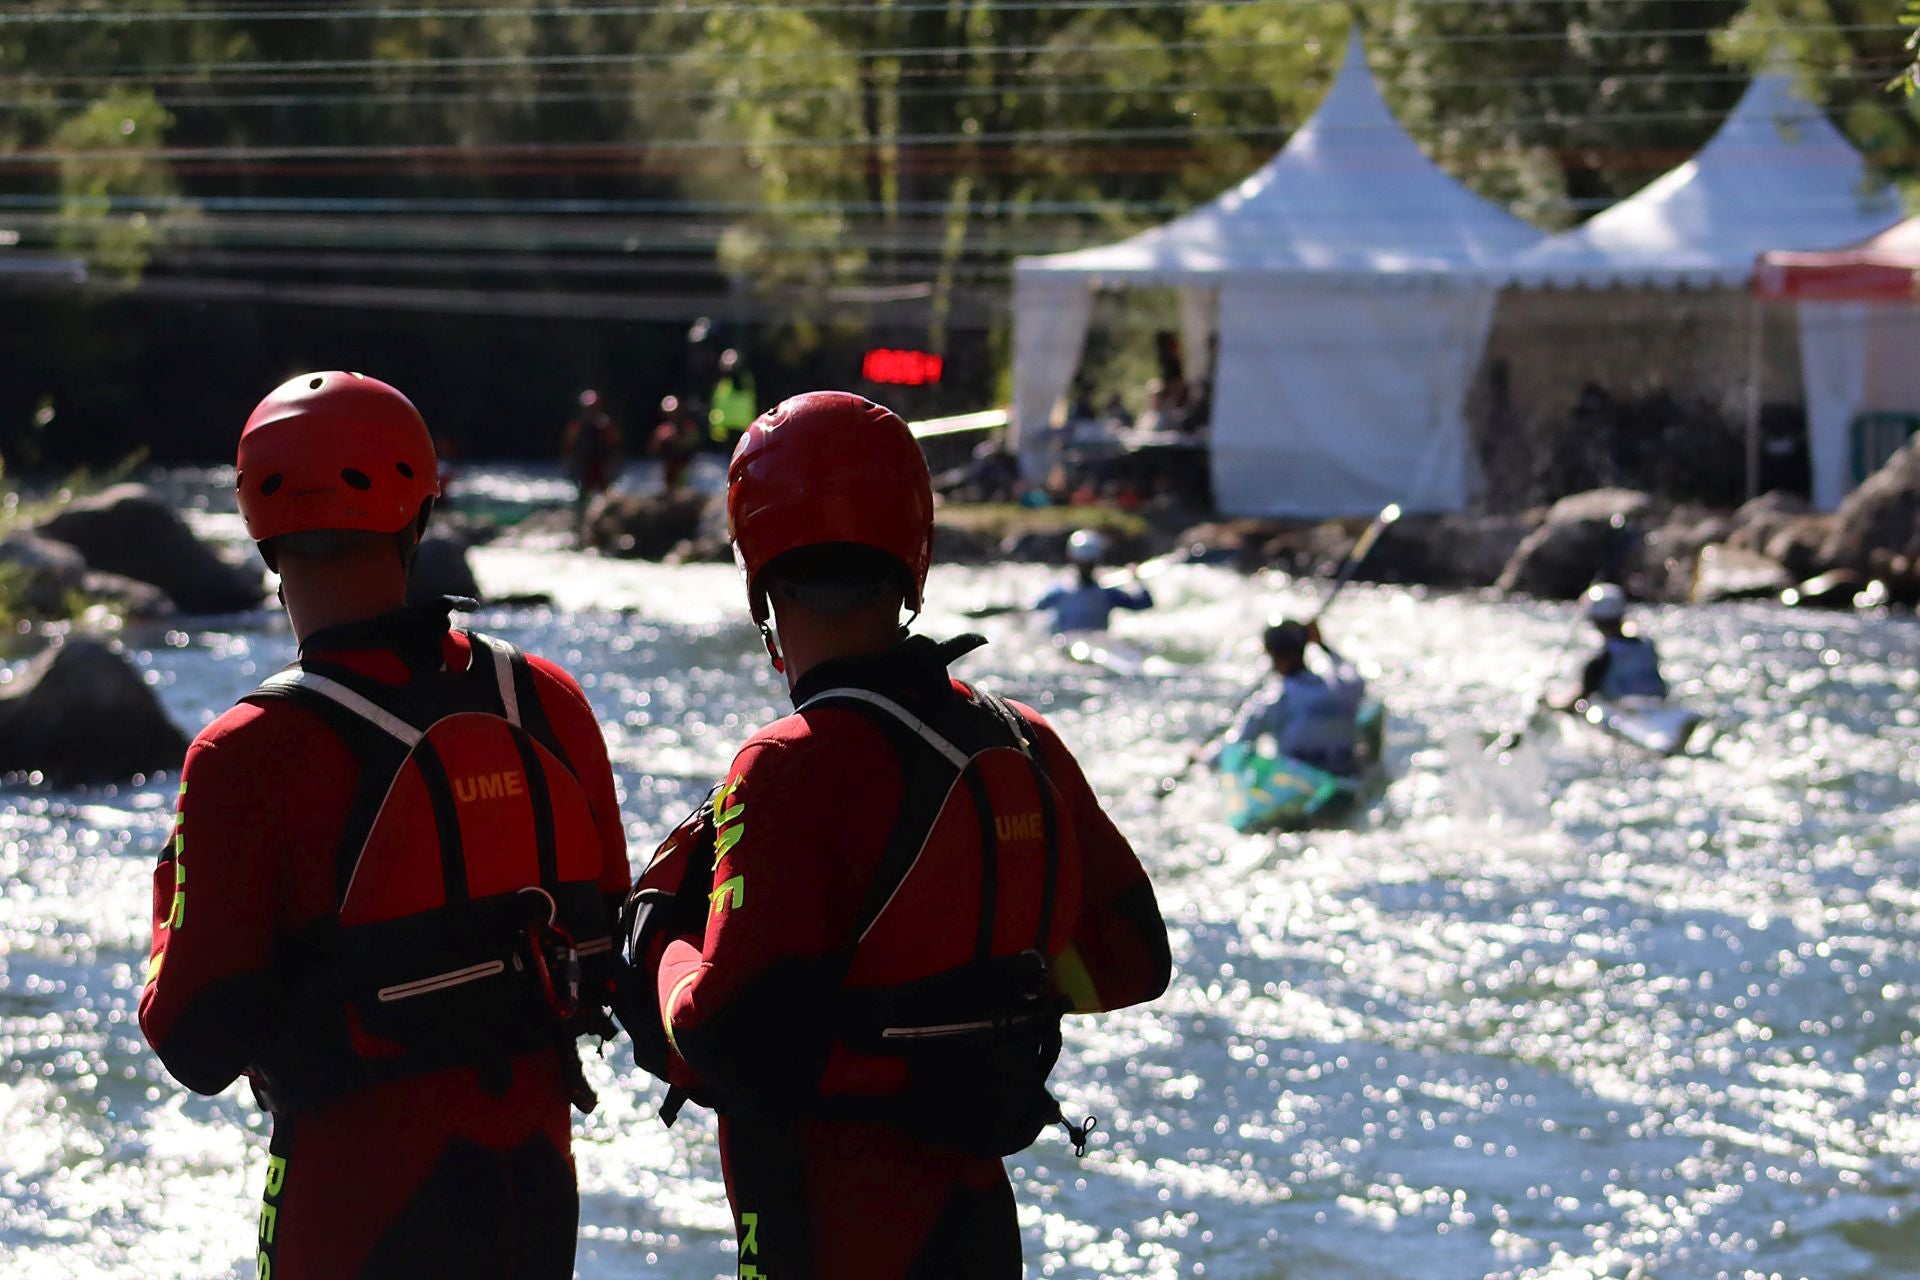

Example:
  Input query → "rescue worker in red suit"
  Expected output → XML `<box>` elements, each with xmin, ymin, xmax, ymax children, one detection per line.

<box><xmin>622</xmin><ymin>391</ymin><xmax>1172</xmax><ymax>1278</ymax></box>
<box><xmin>139</xmin><ymin>372</ymin><xmax>630</xmax><ymax>1279</ymax></box>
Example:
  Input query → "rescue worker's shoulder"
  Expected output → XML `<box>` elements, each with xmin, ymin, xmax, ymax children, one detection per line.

<box><xmin>727</xmin><ymin>702</ymin><xmax>909</xmax><ymax>793</ymax></box>
<box><xmin>183</xmin><ymin>692</ymin><xmax>345</xmax><ymax>778</ymax></box>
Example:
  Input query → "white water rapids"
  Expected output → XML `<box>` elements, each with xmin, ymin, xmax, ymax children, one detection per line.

<box><xmin>2</xmin><ymin>479</ymin><xmax>1917</xmax><ymax>1278</ymax></box>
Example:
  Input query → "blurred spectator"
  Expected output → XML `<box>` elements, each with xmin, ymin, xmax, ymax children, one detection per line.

<box><xmin>932</xmin><ymin>430</ymin><xmax>1021</xmax><ymax>504</ymax></box>
<box><xmin>708</xmin><ymin>349</ymin><xmax>758</xmax><ymax>446</ymax></box>
<box><xmin>562</xmin><ymin>389</ymin><xmax>622</xmax><ymax>545</ymax></box>
<box><xmin>650</xmin><ymin>395</ymin><xmax>704</xmax><ymax>494</ymax></box>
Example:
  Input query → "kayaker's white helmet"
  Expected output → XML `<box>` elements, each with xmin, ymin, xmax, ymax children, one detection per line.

<box><xmin>1584</xmin><ymin>582</ymin><xmax>1628</xmax><ymax>622</ymax></box>
<box><xmin>1066</xmin><ymin>528</ymin><xmax>1108</xmax><ymax>565</ymax></box>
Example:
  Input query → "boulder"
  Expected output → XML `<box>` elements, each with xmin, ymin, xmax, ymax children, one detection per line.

<box><xmin>81</xmin><ymin>571</ymin><xmax>175</xmax><ymax>619</ymax></box>
<box><xmin>1496</xmin><ymin>489</ymin><xmax>1661</xmax><ymax>599</ymax></box>
<box><xmin>1762</xmin><ymin>514</ymin><xmax>1837</xmax><ymax>581</ymax></box>
<box><xmin>0</xmin><ymin>531</ymin><xmax>90</xmax><ymax>616</ymax></box>
<box><xmin>37</xmin><ymin>483</ymin><xmax>266</xmax><ymax>614</ymax></box>
<box><xmin>0</xmin><ymin>639</ymin><xmax>188</xmax><ymax>784</ymax></box>
<box><xmin>1365</xmin><ymin>513</ymin><xmax>1539</xmax><ymax>588</ymax></box>
<box><xmin>1819</xmin><ymin>433</ymin><xmax>1920</xmax><ymax>575</ymax></box>
<box><xmin>930</xmin><ymin>520</ymin><xmax>1001</xmax><ymax>565</ymax></box>
<box><xmin>1726</xmin><ymin>490</ymin><xmax>1810</xmax><ymax>554</ymax></box>
<box><xmin>405</xmin><ymin>531</ymin><xmax>481</xmax><ymax>606</ymax></box>
<box><xmin>1688</xmin><ymin>544</ymin><xmax>1793</xmax><ymax>602</ymax></box>
<box><xmin>583</xmin><ymin>491</ymin><xmax>708</xmax><ymax>560</ymax></box>
<box><xmin>1628</xmin><ymin>506</ymin><xmax>1737</xmax><ymax>602</ymax></box>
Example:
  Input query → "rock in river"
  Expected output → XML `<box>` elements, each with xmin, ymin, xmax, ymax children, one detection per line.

<box><xmin>0</xmin><ymin>639</ymin><xmax>188</xmax><ymax>784</ymax></box>
<box><xmin>37</xmin><ymin>483</ymin><xmax>266</xmax><ymax>614</ymax></box>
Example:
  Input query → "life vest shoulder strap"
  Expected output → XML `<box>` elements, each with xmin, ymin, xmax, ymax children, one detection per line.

<box><xmin>798</xmin><ymin>683</ymin><xmax>1061</xmax><ymax>960</ymax></box>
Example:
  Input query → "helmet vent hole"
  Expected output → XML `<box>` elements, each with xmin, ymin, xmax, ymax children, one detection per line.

<box><xmin>395</xmin><ymin>461</ymin><xmax>414</xmax><ymax>479</ymax></box>
<box><xmin>308</xmin><ymin>377</ymin><xmax>324</xmax><ymax>390</ymax></box>
<box><xmin>260</xmin><ymin>473</ymin><xmax>283</xmax><ymax>497</ymax></box>
<box><xmin>341</xmin><ymin>468</ymin><xmax>372</xmax><ymax>491</ymax></box>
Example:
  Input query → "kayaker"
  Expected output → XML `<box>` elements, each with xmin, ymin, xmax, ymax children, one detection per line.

<box><xmin>139</xmin><ymin>372</ymin><xmax>631</xmax><ymax>1280</ymax></box>
<box><xmin>1215</xmin><ymin>619</ymin><xmax>1368</xmax><ymax>775</ymax></box>
<box><xmin>1034</xmin><ymin>529</ymin><xmax>1153</xmax><ymax>633</ymax></box>
<box><xmin>621</xmin><ymin>391</ymin><xmax>1172</xmax><ymax>1279</ymax></box>
<box><xmin>1570</xmin><ymin>583</ymin><xmax>1668</xmax><ymax>703</ymax></box>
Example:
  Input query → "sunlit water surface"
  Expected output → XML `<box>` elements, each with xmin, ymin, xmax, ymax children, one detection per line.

<box><xmin>2</xmin><ymin>471</ymin><xmax>1917</xmax><ymax>1278</ymax></box>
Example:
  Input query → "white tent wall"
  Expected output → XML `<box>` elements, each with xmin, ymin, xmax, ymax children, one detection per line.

<box><xmin>1797</xmin><ymin>302</ymin><xmax>1920</xmax><ymax>511</ymax></box>
<box><xmin>1008</xmin><ymin>272</ymin><xmax>1093</xmax><ymax>473</ymax></box>
<box><xmin>1211</xmin><ymin>281</ymin><xmax>1494</xmax><ymax>517</ymax></box>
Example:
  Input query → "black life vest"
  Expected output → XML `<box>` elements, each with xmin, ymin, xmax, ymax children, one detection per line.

<box><xmin>796</xmin><ymin>682</ymin><xmax>1089</xmax><ymax>1158</ymax></box>
<box><xmin>243</xmin><ymin>632</ymin><xmax>613</xmax><ymax>1115</ymax></box>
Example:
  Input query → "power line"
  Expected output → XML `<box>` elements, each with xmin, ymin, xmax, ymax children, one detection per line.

<box><xmin>0</xmin><ymin>64</ymin><xmax>1897</xmax><ymax>113</ymax></box>
<box><xmin>4</xmin><ymin>24</ymin><xmax>1901</xmax><ymax>83</ymax></box>
<box><xmin>0</xmin><ymin>0</ymin><xmax>1752</xmax><ymax>25</ymax></box>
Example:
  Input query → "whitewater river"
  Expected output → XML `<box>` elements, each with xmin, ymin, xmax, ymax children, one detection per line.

<box><xmin>2</xmin><ymin>478</ymin><xmax>1917</xmax><ymax>1278</ymax></box>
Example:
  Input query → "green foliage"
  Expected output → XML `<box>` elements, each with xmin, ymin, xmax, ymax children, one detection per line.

<box><xmin>1903</xmin><ymin>3</ymin><xmax>1920</xmax><ymax>95</ymax></box>
<box><xmin>1718</xmin><ymin>0</ymin><xmax>1920</xmax><ymax>183</ymax></box>
<box><xmin>50</xmin><ymin>89</ymin><xmax>179</xmax><ymax>280</ymax></box>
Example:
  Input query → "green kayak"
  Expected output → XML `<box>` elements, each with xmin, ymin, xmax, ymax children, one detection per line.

<box><xmin>1218</xmin><ymin>700</ymin><xmax>1386</xmax><ymax>834</ymax></box>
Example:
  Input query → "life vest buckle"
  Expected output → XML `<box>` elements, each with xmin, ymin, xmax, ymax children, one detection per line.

<box><xmin>516</xmin><ymin>886</ymin><xmax>582</xmax><ymax>1023</ymax></box>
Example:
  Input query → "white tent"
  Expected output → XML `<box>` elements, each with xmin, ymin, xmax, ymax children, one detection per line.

<box><xmin>1504</xmin><ymin>70</ymin><xmax>1903</xmax><ymax>510</ymax></box>
<box><xmin>1011</xmin><ymin>29</ymin><xmax>1544</xmax><ymax>517</ymax></box>
<box><xmin>1507</xmin><ymin>71</ymin><xmax>1902</xmax><ymax>290</ymax></box>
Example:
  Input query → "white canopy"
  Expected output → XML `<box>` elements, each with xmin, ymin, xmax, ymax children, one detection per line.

<box><xmin>1508</xmin><ymin>72</ymin><xmax>1903</xmax><ymax>290</ymax></box>
<box><xmin>1011</xmin><ymin>30</ymin><xmax>1543</xmax><ymax>517</ymax></box>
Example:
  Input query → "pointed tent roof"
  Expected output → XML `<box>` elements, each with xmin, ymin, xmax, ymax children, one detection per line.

<box><xmin>1016</xmin><ymin>29</ymin><xmax>1544</xmax><ymax>285</ymax></box>
<box><xmin>1508</xmin><ymin>71</ymin><xmax>1904</xmax><ymax>289</ymax></box>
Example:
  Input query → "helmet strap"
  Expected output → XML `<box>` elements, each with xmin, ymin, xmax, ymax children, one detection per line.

<box><xmin>758</xmin><ymin>621</ymin><xmax>785</xmax><ymax>674</ymax></box>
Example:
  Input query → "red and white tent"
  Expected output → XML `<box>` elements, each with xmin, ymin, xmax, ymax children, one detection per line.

<box><xmin>1754</xmin><ymin>217</ymin><xmax>1920</xmax><ymax>303</ymax></box>
<box><xmin>1754</xmin><ymin>217</ymin><xmax>1920</xmax><ymax>508</ymax></box>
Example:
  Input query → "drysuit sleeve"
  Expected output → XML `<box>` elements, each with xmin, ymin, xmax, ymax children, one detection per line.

<box><xmin>138</xmin><ymin>732</ymin><xmax>288</xmax><ymax>1097</ymax></box>
<box><xmin>1016</xmin><ymin>706</ymin><xmax>1171</xmax><ymax>1015</ymax></box>
<box><xmin>655</xmin><ymin>738</ymin><xmax>854</xmax><ymax>1109</ymax></box>
<box><xmin>1108</xmin><ymin>583</ymin><xmax>1154</xmax><ymax>611</ymax></box>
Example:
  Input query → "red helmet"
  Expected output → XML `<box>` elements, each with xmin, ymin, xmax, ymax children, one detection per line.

<box><xmin>236</xmin><ymin>371</ymin><xmax>439</xmax><ymax>543</ymax></box>
<box><xmin>726</xmin><ymin>391</ymin><xmax>932</xmax><ymax>622</ymax></box>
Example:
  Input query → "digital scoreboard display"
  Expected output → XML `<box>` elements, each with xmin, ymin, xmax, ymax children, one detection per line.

<box><xmin>862</xmin><ymin>348</ymin><xmax>944</xmax><ymax>386</ymax></box>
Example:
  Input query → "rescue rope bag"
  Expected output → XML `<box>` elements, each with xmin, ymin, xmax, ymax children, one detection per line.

<box><xmin>244</xmin><ymin>633</ymin><xmax>615</xmax><ymax>1115</ymax></box>
<box><xmin>796</xmin><ymin>684</ymin><xmax>1092</xmax><ymax>1158</ymax></box>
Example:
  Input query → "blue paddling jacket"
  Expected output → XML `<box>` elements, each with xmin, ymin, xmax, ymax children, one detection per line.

<box><xmin>1583</xmin><ymin>635</ymin><xmax>1667</xmax><ymax>701</ymax></box>
<box><xmin>1035</xmin><ymin>581</ymin><xmax>1153</xmax><ymax>634</ymax></box>
<box><xmin>1221</xmin><ymin>653</ymin><xmax>1368</xmax><ymax>776</ymax></box>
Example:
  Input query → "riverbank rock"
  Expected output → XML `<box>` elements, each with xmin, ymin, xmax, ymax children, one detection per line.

<box><xmin>1689</xmin><ymin>544</ymin><xmax>1794</xmax><ymax>602</ymax></box>
<box><xmin>405</xmin><ymin>530</ymin><xmax>481</xmax><ymax>606</ymax></box>
<box><xmin>1726</xmin><ymin>491</ymin><xmax>1810</xmax><ymax>555</ymax></box>
<box><xmin>0</xmin><ymin>532</ymin><xmax>90</xmax><ymax>615</ymax></box>
<box><xmin>37</xmin><ymin>483</ymin><xmax>265</xmax><ymax>614</ymax></box>
<box><xmin>1359</xmin><ymin>513</ymin><xmax>1539</xmax><ymax>588</ymax></box>
<box><xmin>1625</xmin><ymin>505</ymin><xmax>1736</xmax><ymax>601</ymax></box>
<box><xmin>0</xmin><ymin>532</ymin><xmax>175</xmax><ymax>620</ymax></box>
<box><xmin>1496</xmin><ymin>488</ymin><xmax>1661</xmax><ymax>599</ymax></box>
<box><xmin>1762</xmin><ymin>514</ymin><xmax>1837</xmax><ymax>581</ymax></box>
<box><xmin>1819</xmin><ymin>433</ymin><xmax>1920</xmax><ymax>576</ymax></box>
<box><xmin>583</xmin><ymin>491</ymin><xmax>707</xmax><ymax>559</ymax></box>
<box><xmin>665</xmin><ymin>493</ymin><xmax>735</xmax><ymax>564</ymax></box>
<box><xmin>0</xmin><ymin>639</ymin><xmax>188</xmax><ymax>784</ymax></box>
